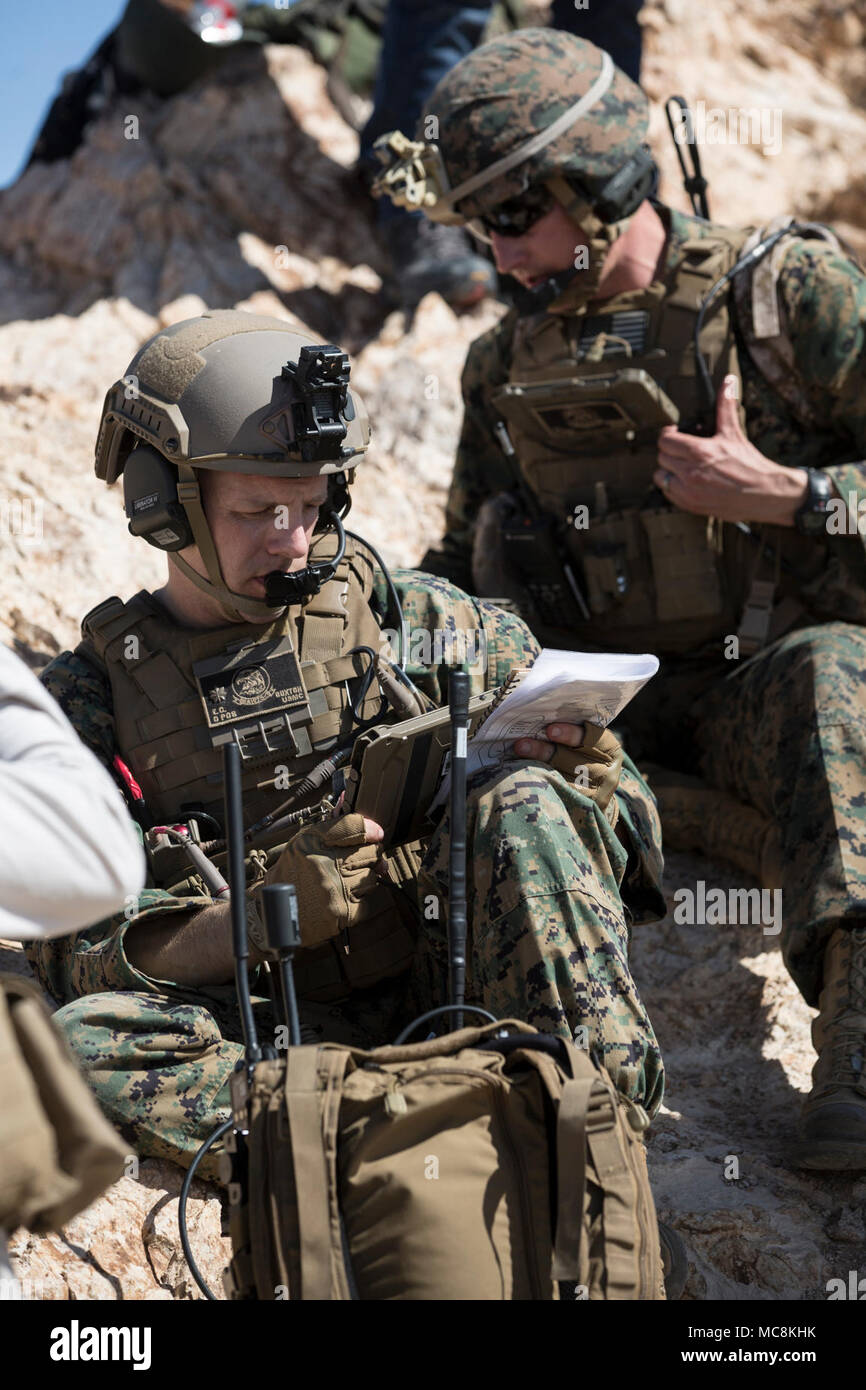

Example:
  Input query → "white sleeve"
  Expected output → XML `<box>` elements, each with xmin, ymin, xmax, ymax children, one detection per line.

<box><xmin>0</xmin><ymin>644</ymin><xmax>146</xmax><ymax>941</ymax></box>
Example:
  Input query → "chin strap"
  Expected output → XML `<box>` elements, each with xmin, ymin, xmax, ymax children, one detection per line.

<box><xmin>545</xmin><ymin>175</ymin><xmax>634</xmax><ymax>308</ymax></box>
<box><xmin>172</xmin><ymin>464</ymin><xmax>277</xmax><ymax>622</ymax></box>
<box><xmin>170</xmin><ymin>465</ymin><xmax>348</xmax><ymax>623</ymax></box>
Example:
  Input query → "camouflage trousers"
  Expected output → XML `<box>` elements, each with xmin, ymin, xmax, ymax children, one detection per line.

<box><xmin>52</xmin><ymin>759</ymin><xmax>664</xmax><ymax>1179</ymax></box>
<box><xmin>624</xmin><ymin>621</ymin><xmax>866</xmax><ymax>1007</ymax></box>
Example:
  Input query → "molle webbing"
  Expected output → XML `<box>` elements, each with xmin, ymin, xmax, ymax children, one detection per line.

<box><xmin>79</xmin><ymin>549</ymin><xmax>385</xmax><ymax>829</ymax></box>
<box><xmin>491</xmin><ymin>224</ymin><xmax>755</xmax><ymax>653</ymax></box>
<box><xmin>80</xmin><ymin>555</ymin><xmax>423</xmax><ymax>1002</ymax></box>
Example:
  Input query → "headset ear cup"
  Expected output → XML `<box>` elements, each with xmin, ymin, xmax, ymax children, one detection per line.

<box><xmin>585</xmin><ymin>148</ymin><xmax>658</xmax><ymax>223</ymax></box>
<box><xmin>123</xmin><ymin>445</ymin><xmax>195</xmax><ymax>551</ymax></box>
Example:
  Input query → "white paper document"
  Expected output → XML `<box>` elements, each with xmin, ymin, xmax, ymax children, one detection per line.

<box><xmin>464</xmin><ymin>648</ymin><xmax>659</xmax><ymax>778</ymax></box>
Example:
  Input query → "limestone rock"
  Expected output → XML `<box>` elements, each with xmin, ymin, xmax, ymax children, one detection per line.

<box><xmin>8</xmin><ymin>1160</ymin><xmax>230</xmax><ymax>1301</ymax></box>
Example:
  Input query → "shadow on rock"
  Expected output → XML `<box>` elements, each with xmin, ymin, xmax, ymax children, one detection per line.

<box><xmin>0</xmin><ymin>45</ymin><xmax>387</xmax><ymax>330</ymax></box>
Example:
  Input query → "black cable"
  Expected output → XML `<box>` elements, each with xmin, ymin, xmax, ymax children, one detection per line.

<box><xmin>244</xmin><ymin>749</ymin><xmax>352</xmax><ymax>841</ymax></box>
<box><xmin>393</xmin><ymin>1004</ymin><xmax>497</xmax><ymax>1045</ymax></box>
<box><xmin>178</xmin><ymin>1116</ymin><xmax>233</xmax><ymax>1301</ymax></box>
<box><xmin>345</xmin><ymin>644</ymin><xmax>389</xmax><ymax>728</ymax></box>
<box><xmin>692</xmin><ymin>223</ymin><xmax>797</xmax><ymax>424</ymax></box>
<box><xmin>344</xmin><ymin>527</ymin><xmax>409</xmax><ymax>671</ymax></box>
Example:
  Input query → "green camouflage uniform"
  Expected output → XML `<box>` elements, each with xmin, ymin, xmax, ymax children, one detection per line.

<box><xmin>421</xmin><ymin>209</ymin><xmax>866</xmax><ymax>1007</ymax></box>
<box><xmin>28</xmin><ymin>570</ymin><xmax>665</xmax><ymax>1178</ymax></box>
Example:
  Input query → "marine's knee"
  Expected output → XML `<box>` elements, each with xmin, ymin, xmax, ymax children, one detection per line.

<box><xmin>469</xmin><ymin>760</ymin><xmax>588</xmax><ymax>832</ymax></box>
<box><xmin>471</xmin><ymin>758</ymin><xmax>611</xmax><ymax>821</ymax></box>
<box><xmin>763</xmin><ymin>623</ymin><xmax>866</xmax><ymax>718</ymax></box>
<box><xmin>52</xmin><ymin>990</ymin><xmax>221</xmax><ymax>1070</ymax></box>
<box><xmin>467</xmin><ymin>760</ymin><xmax>625</xmax><ymax>893</ymax></box>
<box><xmin>52</xmin><ymin>991</ymin><xmax>129</xmax><ymax>1064</ymax></box>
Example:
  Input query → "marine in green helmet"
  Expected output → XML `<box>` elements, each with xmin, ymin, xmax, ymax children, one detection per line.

<box><xmin>27</xmin><ymin>308</ymin><xmax>667</xmax><ymax>1183</ymax></box>
<box><xmin>375</xmin><ymin>27</ymin><xmax>866</xmax><ymax>1171</ymax></box>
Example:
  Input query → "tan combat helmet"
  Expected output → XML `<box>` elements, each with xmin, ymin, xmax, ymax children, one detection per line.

<box><xmin>95</xmin><ymin>309</ymin><xmax>371</xmax><ymax>623</ymax></box>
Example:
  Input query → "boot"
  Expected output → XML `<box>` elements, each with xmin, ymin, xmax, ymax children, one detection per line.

<box><xmin>795</xmin><ymin>925</ymin><xmax>866</xmax><ymax>1170</ymax></box>
<box><xmin>377</xmin><ymin>214</ymin><xmax>497</xmax><ymax>310</ymax></box>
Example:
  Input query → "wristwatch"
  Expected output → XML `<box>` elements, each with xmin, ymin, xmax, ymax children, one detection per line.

<box><xmin>793</xmin><ymin>468</ymin><xmax>835</xmax><ymax>536</ymax></box>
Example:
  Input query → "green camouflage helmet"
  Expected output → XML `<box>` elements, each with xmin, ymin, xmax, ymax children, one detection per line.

<box><xmin>375</xmin><ymin>29</ymin><xmax>649</xmax><ymax>226</ymax></box>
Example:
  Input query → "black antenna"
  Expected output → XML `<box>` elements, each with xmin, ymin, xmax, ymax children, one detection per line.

<box><xmin>448</xmin><ymin>668</ymin><xmax>470</xmax><ymax>1029</ymax></box>
<box><xmin>223</xmin><ymin>742</ymin><xmax>261</xmax><ymax>1065</ymax></box>
<box><xmin>665</xmin><ymin>96</ymin><xmax>710</xmax><ymax>220</ymax></box>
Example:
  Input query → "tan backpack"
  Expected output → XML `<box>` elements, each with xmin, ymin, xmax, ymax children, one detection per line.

<box><xmin>0</xmin><ymin>974</ymin><xmax>128</xmax><ymax>1235</ymax></box>
<box><xmin>223</xmin><ymin>1018</ymin><xmax>663</xmax><ymax>1301</ymax></box>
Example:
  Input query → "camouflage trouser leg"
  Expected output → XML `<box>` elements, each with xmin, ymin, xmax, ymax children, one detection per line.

<box><xmin>694</xmin><ymin>622</ymin><xmax>866</xmax><ymax>1005</ymax></box>
<box><xmin>52</xmin><ymin>986</ymin><xmax>404</xmax><ymax>1179</ymax></box>
<box><xmin>412</xmin><ymin>760</ymin><xmax>665</xmax><ymax>1117</ymax></box>
<box><xmin>52</xmin><ymin>991</ymin><xmax>240</xmax><ymax>1181</ymax></box>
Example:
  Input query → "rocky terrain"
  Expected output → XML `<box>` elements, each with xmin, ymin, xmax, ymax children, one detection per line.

<box><xmin>2</xmin><ymin>0</ymin><xmax>865</xmax><ymax>1300</ymax></box>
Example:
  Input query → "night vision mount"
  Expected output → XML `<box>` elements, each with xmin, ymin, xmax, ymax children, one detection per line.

<box><xmin>263</xmin><ymin>347</ymin><xmax>355</xmax><ymax>604</ymax></box>
<box><xmin>281</xmin><ymin>345</ymin><xmax>354</xmax><ymax>464</ymax></box>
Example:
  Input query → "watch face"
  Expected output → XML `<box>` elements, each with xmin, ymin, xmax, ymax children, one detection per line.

<box><xmin>795</xmin><ymin>470</ymin><xmax>835</xmax><ymax>536</ymax></box>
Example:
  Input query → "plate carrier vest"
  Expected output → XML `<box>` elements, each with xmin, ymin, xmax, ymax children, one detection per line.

<box><xmin>78</xmin><ymin>536</ymin><xmax>422</xmax><ymax>1001</ymax></box>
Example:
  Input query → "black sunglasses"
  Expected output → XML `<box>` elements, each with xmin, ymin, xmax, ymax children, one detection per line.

<box><xmin>476</xmin><ymin>184</ymin><xmax>556</xmax><ymax>238</ymax></box>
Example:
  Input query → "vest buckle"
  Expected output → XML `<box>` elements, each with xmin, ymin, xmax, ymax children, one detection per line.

<box><xmin>223</xmin><ymin>713</ymin><xmax>302</xmax><ymax>761</ymax></box>
<box><xmin>737</xmin><ymin>579</ymin><xmax>776</xmax><ymax>656</ymax></box>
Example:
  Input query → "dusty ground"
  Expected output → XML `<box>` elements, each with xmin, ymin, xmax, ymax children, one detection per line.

<box><xmin>2</xmin><ymin>0</ymin><xmax>865</xmax><ymax>1299</ymax></box>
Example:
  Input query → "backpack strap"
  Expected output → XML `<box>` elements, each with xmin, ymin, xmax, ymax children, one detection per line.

<box><xmin>550</xmin><ymin>1070</ymin><xmax>595</xmax><ymax>1280</ymax></box>
<box><xmin>534</xmin><ymin>1038</ymin><xmax>651</xmax><ymax>1294</ymax></box>
<box><xmin>282</xmin><ymin>1046</ymin><xmax>352</xmax><ymax>1300</ymax></box>
<box><xmin>582</xmin><ymin>1086</ymin><xmax>645</xmax><ymax>1298</ymax></box>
